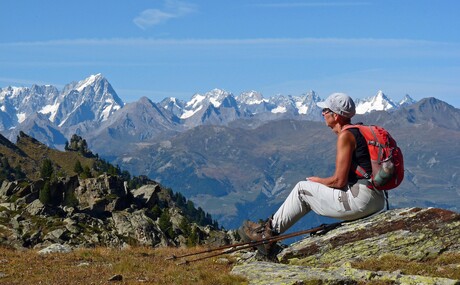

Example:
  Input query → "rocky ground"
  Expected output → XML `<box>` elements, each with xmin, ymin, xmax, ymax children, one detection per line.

<box><xmin>0</xmin><ymin>175</ymin><xmax>232</xmax><ymax>250</ymax></box>
<box><xmin>231</xmin><ymin>207</ymin><xmax>460</xmax><ymax>285</ymax></box>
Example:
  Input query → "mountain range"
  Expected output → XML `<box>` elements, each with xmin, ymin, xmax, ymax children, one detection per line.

<box><xmin>1</xmin><ymin>74</ymin><xmax>458</xmax><ymax>229</ymax></box>
<box><xmin>0</xmin><ymin>74</ymin><xmax>415</xmax><ymax>147</ymax></box>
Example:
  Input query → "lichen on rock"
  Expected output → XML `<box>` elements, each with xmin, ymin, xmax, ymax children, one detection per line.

<box><xmin>232</xmin><ymin>207</ymin><xmax>460</xmax><ymax>285</ymax></box>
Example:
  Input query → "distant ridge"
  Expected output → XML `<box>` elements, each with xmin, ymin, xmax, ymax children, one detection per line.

<box><xmin>0</xmin><ymin>74</ymin><xmax>418</xmax><ymax>149</ymax></box>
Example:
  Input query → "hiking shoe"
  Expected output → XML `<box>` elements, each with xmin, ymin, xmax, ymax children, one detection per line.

<box><xmin>238</xmin><ymin>219</ymin><xmax>277</xmax><ymax>255</ymax></box>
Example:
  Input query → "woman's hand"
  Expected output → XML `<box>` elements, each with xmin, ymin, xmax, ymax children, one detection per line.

<box><xmin>306</xmin><ymin>176</ymin><xmax>320</xmax><ymax>182</ymax></box>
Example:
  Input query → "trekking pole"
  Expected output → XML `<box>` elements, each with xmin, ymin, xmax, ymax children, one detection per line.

<box><xmin>171</xmin><ymin>222</ymin><xmax>342</xmax><ymax>265</ymax></box>
<box><xmin>166</xmin><ymin>223</ymin><xmax>327</xmax><ymax>261</ymax></box>
<box><xmin>165</xmin><ymin>237</ymin><xmax>269</xmax><ymax>261</ymax></box>
<box><xmin>176</xmin><ymin>240</ymin><xmax>268</xmax><ymax>265</ymax></box>
<box><xmin>165</xmin><ymin>222</ymin><xmax>316</xmax><ymax>261</ymax></box>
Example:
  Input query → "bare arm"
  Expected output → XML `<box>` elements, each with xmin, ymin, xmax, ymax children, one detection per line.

<box><xmin>307</xmin><ymin>130</ymin><xmax>355</xmax><ymax>188</ymax></box>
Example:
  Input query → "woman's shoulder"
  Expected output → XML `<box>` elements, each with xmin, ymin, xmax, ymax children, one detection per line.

<box><xmin>337</xmin><ymin>127</ymin><xmax>357</xmax><ymax>146</ymax></box>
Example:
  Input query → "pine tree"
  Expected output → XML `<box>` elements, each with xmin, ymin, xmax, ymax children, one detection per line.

<box><xmin>63</xmin><ymin>188</ymin><xmax>79</xmax><ymax>208</ymax></box>
<box><xmin>67</xmin><ymin>134</ymin><xmax>95</xmax><ymax>157</ymax></box>
<box><xmin>73</xmin><ymin>160</ymin><xmax>83</xmax><ymax>175</ymax></box>
<box><xmin>158</xmin><ymin>210</ymin><xmax>174</xmax><ymax>238</ymax></box>
<box><xmin>82</xmin><ymin>165</ymin><xmax>92</xmax><ymax>179</ymax></box>
<box><xmin>150</xmin><ymin>205</ymin><xmax>162</xmax><ymax>220</ymax></box>
<box><xmin>39</xmin><ymin>181</ymin><xmax>52</xmax><ymax>205</ymax></box>
<box><xmin>187</xmin><ymin>227</ymin><xmax>199</xmax><ymax>247</ymax></box>
<box><xmin>179</xmin><ymin>217</ymin><xmax>191</xmax><ymax>236</ymax></box>
<box><xmin>40</xmin><ymin>159</ymin><xmax>53</xmax><ymax>179</ymax></box>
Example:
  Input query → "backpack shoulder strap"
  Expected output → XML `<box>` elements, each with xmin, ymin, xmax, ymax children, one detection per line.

<box><xmin>341</xmin><ymin>123</ymin><xmax>364</xmax><ymax>133</ymax></box>
<box><xmin>341</xmin><ymin>124</ymin><xmax>372</xmax><ymax>180</ymax></box>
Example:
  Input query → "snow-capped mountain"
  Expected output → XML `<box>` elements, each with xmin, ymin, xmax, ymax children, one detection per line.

<box><xmin>353</xmin><ymin>91</ymin><xmax>417</xmax><ymax>115</ymax></box>
<box><xmin>53</xmin><ymin>73</ymin><xmax>124</xmax><ymax>128</ymax></box>
<box><xmin>168</xmin><ymin>88</ymin><xmax>241</xmax><ymax>127</ymax></box>
<box><xmin>0</xmin><ymin>74</ymin><xmax>125</xmax><ymax>146</ymax></box>
<box><xmin>0</xmin><ymin>74</ymin><xmax>420</xmax><ymax>149</ymax></box>
<box><xmin>290</xmin><ymin>90</ymin><xmax>323</xmax><ymax>121</ymax></box>
<box><xmin>237</xmin><ymin>90</ymin><xmax>274</xmax><ymax>116</ymax></box>
<box><xmin>0</xmin><ymin>84</ymin><xmax>60</xmax><ymax>129</ymax></box>
<box><xmin>180</xmin><ymin>88</ymin><xmax>233</xmax><ymax>120</ymax></box>
<box><xmin>159</xmin><ymin>97</ymin><xmax>186</xmax><ymax>118</ymax></box>
<box><xmin>0</xmin><ymin>74</ymin><xmax>124</xmax><ymax>131</ymax></box>
<box><xmin>355</xmin><ymin>90</ymin><xmax>399</xmax><ymax>114</ymax></box>
<box><xmin>237</xmin><ymin>90</ymin><xmax>266</xmax><ymax>105</ymax></box>
<box><xmin>158</xmin><ymin>89</ymin><xmax>325</xmax><ymax>125</ymax></box>
<box><xmin>399</xmin><ymin>94</ymin><xmax>417</xmax><ymax>107</ymax></box>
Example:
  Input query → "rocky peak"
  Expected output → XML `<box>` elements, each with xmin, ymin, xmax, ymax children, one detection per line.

<box><xmin>159</xmin><ymin>97</ymin><xmax>186</xmax><ymax>117</ymax></box>
<box><xmin>399</xmin><ymin>94</ymin><xmax>416</xmax><ymax>107</ymax></box>
<box><xmin>238</xmin><ymin>91</ymin><xmax>266</xmax><ymax>105</ymax></box>
<box><xmin>355</xmin><ymin>90</ymin><xmax>398</xmax><ymax>114</ymax></box>
<box><xmin>55</xmin><ymin>74</ymin><xmax>124</xmax><ymax>127</ymax></box>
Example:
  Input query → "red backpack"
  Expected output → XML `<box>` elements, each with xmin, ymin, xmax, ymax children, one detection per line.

<box><xmin>343</xmin><ymin>124</ymin><xmax>404</xmax><ymax>191</ymax></box>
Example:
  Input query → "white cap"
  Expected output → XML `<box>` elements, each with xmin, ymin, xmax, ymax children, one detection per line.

<box><xmin>317</xmin><ymin>93</ymin><xmax>356</xmax><ymax>118</ymax></box>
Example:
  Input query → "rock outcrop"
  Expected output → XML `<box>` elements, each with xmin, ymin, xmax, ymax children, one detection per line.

<box><xmin>0</xmin><ymin>175</ymin><xmax>230</xmax><ymax>250</ymax></box>
<box><xmin>232</xmin><ymin>207</ymin><xmax>460</xmax><ymax>284</ymax></box>
<box><xmin>0</xmin><ymin>130</ymin><xmax>230</xmax><ymax>251</ymax></box>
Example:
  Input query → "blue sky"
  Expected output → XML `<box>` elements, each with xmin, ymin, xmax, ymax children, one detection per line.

<box><xmin>1</xmin><ymin>0</ymin><xmax>459</xmax><ymax>107</ymax></box>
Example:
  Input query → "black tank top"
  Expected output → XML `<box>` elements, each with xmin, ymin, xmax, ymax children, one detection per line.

<box><xmin>346</xmin><ymin>128</ymin><xmax>372</xmax><ymax>184</ymax></box>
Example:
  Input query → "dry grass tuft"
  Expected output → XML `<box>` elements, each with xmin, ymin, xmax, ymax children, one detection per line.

<box><xmin>352</xmin><ymin>252</ymin><xmax>460</xmax><ymax>280</ymax></box>
<box><xmin>0</xmin><ymin>246</ymin><xmax>247</xmax><ymax>284</ymax></box>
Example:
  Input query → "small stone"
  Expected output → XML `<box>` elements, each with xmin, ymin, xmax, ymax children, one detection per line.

<box><xmin>215</xmin><ymin>257</ymin><xmax>231</xmax><ymax>264</ymax></box>
<box><xmin>108</xmin><ymin>274</ymin><xmax>123</xmax><ymax>281</ymax></box>
<box><xmin>137</xmin><ymin>276</ymin><xmax>149</xmax><ymax>282</ymax></box>
<box><xmin>38</xmin><ymin>244</ymin><xmax>72</xmax><ymax>254</ymax></box>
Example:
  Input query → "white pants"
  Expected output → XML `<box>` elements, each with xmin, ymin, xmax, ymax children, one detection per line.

<box><xmin>272</xmin><ymin>180</ymin><xmax>386</xmax><ymax>234</ymax></box>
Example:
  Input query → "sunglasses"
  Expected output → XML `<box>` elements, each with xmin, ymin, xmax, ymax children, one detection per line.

<box><xmin>322</xmin><ymin>108</ymin><xmax>333</xmax><ymax>115</ymax></box>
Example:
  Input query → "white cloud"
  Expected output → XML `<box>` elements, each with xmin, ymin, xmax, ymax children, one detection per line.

<box><xmin>133</xmin><ymin>0</ymin><xmax>197</xmax><ymax>30</ymax></box>
<box><xmin>133</xmin><ymin>10</ymin><xmax>175</xmax><ymax>29</ymax></box>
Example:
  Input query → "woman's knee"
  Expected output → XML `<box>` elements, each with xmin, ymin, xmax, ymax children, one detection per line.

<box><xmin>293</xmin><ymin>180</ymin><xmax>319</xmax><ymax>197</ymax></box>
<box><xmin>297</xmin><ymin>180</ymin><xmax>321</xmax><ymax>189</ymax></box>
<box><xmin>293</xmin><ymin>181</ymin><xmax>307</xmax><ymax>194</ymax></box>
